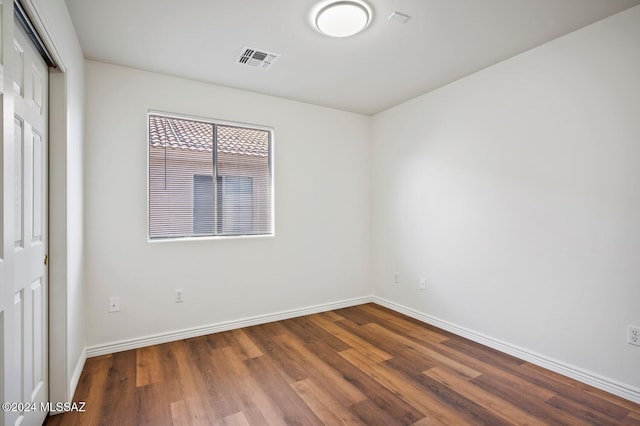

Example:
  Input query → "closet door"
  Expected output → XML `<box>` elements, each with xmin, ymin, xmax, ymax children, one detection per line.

<box><xmin>1</xmin><ymin>3</ymin><xmax>49</xmax><ymax>425</ymax></box>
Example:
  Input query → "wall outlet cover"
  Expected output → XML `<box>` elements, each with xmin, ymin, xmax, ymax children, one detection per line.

<box><xmin>108</xmin><ymin>297</ymin><xmax>120</xmax><ymax>313</ymax></box>
<box><xmin>419</xmin><ymin>278</ymin><xmax>427</xmax><ymax>290</ymax></box>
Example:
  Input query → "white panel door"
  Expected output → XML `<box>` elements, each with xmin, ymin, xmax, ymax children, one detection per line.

<box><xmin>1</xmin><ymin>5</ymin><xmax>49</xmax><ymax>426</ymax></box>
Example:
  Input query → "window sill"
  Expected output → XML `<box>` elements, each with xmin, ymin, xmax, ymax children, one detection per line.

<box><xmin>147</xmin><ymin>233</ymin><xmax>275</xmax><ymax>243</ymax></box>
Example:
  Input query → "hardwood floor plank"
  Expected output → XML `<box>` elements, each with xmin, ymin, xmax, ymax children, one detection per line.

<box><xmin>275</xmin><ymin>332</ymin><xmax>368</xmax><ymax>406</ymax></box>
<box><xmin>521</xmin><ymin>361</ymin><xmax>640</xmax><ymax>415</ymax></box>
<box><xmin>170</xmin><ymin>397</ymin><xmax>214</xmax><ymax>426</ymax></box>
<box><xmin>244</xmin><ymin>355</ymin><xmax>324</xmax><ymax>425</ymax></box>
<box><xmin>416</xmin><ymin>333</ymin><xmax>529</xmax><ymax>381</ymax></box>
<box><xmin>204</xmin><ymin>330</ymin><xmax>235</xmax><ymax>350</ymax></box>
<box><xmin>365</xmin><ymin>322</ymin><xmax>481</xmax><ymax>379</ymax></box>
<box><xmin>441</xmin><ymin>333</ymin><xmax>526</xmax><ymax>369</ymax></box>
<box><xmin>211</xmin><ymin>346</ymin><xmax>288</xmax><ymax>425</ymax></box>
<box><xmin>136</xmin><ymin>344</ymin><xmax>166</xmax><ymax>387</ymax></box>
<box><xmin>100</xmin><ymin>350</ymin><xmax>138</xmax><ymax>426</ymax></box>
<box><xmin>622</xmin><ymin>412</ymin><xmax>640</xmax><ymax>425</ymax></box>
<box><xmin>308</xmin><ymin>313</ymin><xmax>393</xmax><ymax>362</ymax></box>
<box><xmin>339</xmin><ymin>348</ymin><xmax>475</xmax><ymax>425</ymax></box>
<box><xmin>380</xmin><ymin>358</ymin><xmax>512</xmax><ymax>426</ymax></box>
<box><xmin>379</xmin><ymin>315</ymin><xmax>451</xmax><ymax>346</ymax></box>
<box><xmin>47</xmin><ymin>304</ymin><xmax>640</xmax><ymax>425</ymax></box>
<box><xmin>186</xmin><ymin>337</ymin><xmax>241</xmax><ymax>419</ymax></box>
<box><xmin>248</xmin><ymin>319</ymin><xmax>289</xmax><ymax>336</ymax></box>
<box><xmin>168</xmin><ymin>400</ymin><xmax>189</xmax><ymax>426</ymax></box>
<box><xmin>350</xmin><ymin>398</ymin><xmax>414</xmax><ymax>426</ymax></box>
<box><xmin>321</xmin><ymin>310</ymin><xmax>346</xmax><ymax>322</ymax></box>
<box><xmin>336</xmin><ymin>318</ymin><xmax>435</xmax><ymax>370</ymax></box>
<box><xmin>470</xmin><ymin>372</ymin><xmax>587</xmax><ymax>425</ymax></box>
<box><xmin>243</xmin><ymin>325</ymin><xmax>311</xmax><ymax>383</ymax></box>
<box><xmin>333</xmin><ymin>306</ymin><xmax>381</xmax><ymax>325</ymax></box>
<box><xmin>290</xmin><ymin>378</ymin><xmax>365</xmax><ymax>425</ymax></box>
<box><xmin>357</xmin><ymin>304</ymin><xmax>450</xmax><ymax>345</ymax></box>
<box><xmin>424</xmin><ymin>366</ymin><xmax>547</xmax><ymax>425</ymax></box>
<box><xmin>514</xmin><ymin>363</ymin><xmax>632</xmax><ymax>421</ymax></box>
<box><xmin>136</xmin><ymin>383</ymin><xmax>174</xmax><ymax>426</ymax></box>
<box><xmin>170</xmin><ymin>341</ymin><xmax>210</xmax><ymax>403</ymax></box>
<box><xmin>306</xmin><ymin>340</ymin><xmax>424</xmax><ymax>424</ymax></box>
<box><xmin>443</xmin><ymin>334</ymin><xmax>617</xmax><ymax>424</ymax></box>
<box><xmin>362</xmin><ymin>304</ymin><xmax>455</xmax><ymax>336</ymax></box>
<box><xmin>214</xmin><ymin>411</ymin><xmax>251</xmax><ymax>426</ymax></box>
<box><xmin>422</xmin><ymin>338</ymin><xmax>559</xmax><ymax>404</ymax></box>
<box><xmin>352</xmin><ymin>303</ymin><xmax>400</xmax><ymax>321</ymax></box>
<box><xmin>280</xmin><ymin>315</ymin><xmax>351</xmax><ymax>352</ymax></box>
<box><xmin>546</xmin><ymin>394</ymin><xmax>627</xmax><ymax>425</ymax></box>
<box><xmin>137</xmin><ymin>342</ymin><xmax>190</xmax><ymax>425</ymax></box>
<box><xmin>229</xmin><ymin>328</ymin><xmax>263</xmax><ymax>360</ymax></box>
<box><xmin>44</xmin><ymin>354</ymin><xmax>114</xmax><ymax>426</ymax></box>
<box><xmin>171</xmin><ymin>339</ymin><xmax>221</xmax><ymax>422</ymax></box>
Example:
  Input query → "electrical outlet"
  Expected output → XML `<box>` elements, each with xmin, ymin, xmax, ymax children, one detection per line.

<box><xmin>108</xmin><ymin>297</ymin><xmax>120</xmax><ymax>313</ymax></box>
<box><xmin>419</xmin><ymin>277</ymin><xmax>427</xmax><ymax>290</ymax></box>
<box><xmin>393</xmin><ymin>272</ymin><xmax>400</xmax><ymax>284</ymax></box>
<box><xmin>175</xmin><ymin>288</ymin><xmax>184</xmax><ymax>303</ymax></box>
<box><xmin>628</xmin><ymin>325</ymin><xmax>640</xmax><ymax>346</ymax></box>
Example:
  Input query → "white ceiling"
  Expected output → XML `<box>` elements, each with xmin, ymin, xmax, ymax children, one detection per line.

<box><xmin>65</xmin><ymin>0</ymin><xmax>640</xmax><ymax>115</ymax></box>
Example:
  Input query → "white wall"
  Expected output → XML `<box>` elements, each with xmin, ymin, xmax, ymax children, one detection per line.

<box><xmin>27</xmin><ymin>0</ymin><xmax>86</xmax><ymax>402</ymax></box>
<box><xmin>372</xmin><ymin>5</ymin><xmax>640</xmax><ymax>394</ymax></box>
<box><xmin>84</xmin><ymin>61</ymin><xmax>371</xmax><ymax>347</ymax></box>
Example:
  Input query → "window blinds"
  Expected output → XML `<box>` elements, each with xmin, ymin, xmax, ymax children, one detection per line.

<box><xmin>149</xmin><ymin>114</ymin><xmax>272</xmax><ymax>239</ymax></box>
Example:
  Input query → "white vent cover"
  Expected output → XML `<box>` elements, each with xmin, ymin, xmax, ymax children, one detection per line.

<box><xmin>388</xmin><ymin>11</ymin><xmax>410</xmax><ymax>24</ymax></box>
<box><xmin>237</xmin><ymin>47</ymin><xmax>280</xmax><ymax>70</ymax></box>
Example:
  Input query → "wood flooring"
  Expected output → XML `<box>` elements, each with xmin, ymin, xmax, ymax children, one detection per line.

<box><xmin>45</xmin><ymin>303</ymin><xmax>640</xmax><ymax>425</ymax></box>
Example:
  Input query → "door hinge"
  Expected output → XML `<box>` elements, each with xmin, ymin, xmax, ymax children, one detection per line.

<box><xmin>44</xmin><ymin>254</ymin><xmax>48</xmax><ymax>266</ymax></box>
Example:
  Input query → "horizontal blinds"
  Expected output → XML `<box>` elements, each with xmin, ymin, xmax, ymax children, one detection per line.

<box><xmin>148</xmin><ymin>114</ymin><xmax>272</xmax><ymax>239</ymax></box>
<box><xmin>217</xmin><ymin>125</ymin><xmax>271</xmax><ymax>236</ymax></box>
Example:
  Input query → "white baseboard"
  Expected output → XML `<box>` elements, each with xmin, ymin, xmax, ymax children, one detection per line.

<box><xmin>372</xmin><ymin>296</ymin><xmax>640</xmax><ymax>404</ymax></box>
<box><xmin>86</xmin><ymin>296</ymin><xmax>374</xmax><ymax>357</ymax></box>
<box><xmin>82</xmin><ymin>294</ymin><xmax>639</xmax><ymax>404</ymax></box>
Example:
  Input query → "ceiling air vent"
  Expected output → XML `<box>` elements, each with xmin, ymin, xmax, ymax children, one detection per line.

<box><xmin>237</xmin><ymin>47</ymin><xmax>280</xmax><ymax>70</ymax></box>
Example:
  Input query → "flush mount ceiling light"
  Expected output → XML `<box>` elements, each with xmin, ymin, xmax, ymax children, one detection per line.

<box><xmin>314</xmin><ymin>1</ymin><xmax>371</xmax><ymax>38</ymax></box>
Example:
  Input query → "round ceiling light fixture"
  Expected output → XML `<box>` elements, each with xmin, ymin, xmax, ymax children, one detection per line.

<box><xmin>314</xmin><ymin>1</ymin><xmax>371</xmax><ymax>38</ymax></box>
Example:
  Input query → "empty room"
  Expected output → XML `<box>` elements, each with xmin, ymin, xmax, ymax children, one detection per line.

<box><xmin>1</xmin><ymin>0</ymin><xmax>639</xmax><ymax>424</ymax></box>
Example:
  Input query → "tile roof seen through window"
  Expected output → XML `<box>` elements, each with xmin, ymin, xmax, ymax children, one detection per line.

<box><xmin>149</xmin><ymin>115</ymin><xmax>269</xmax><ymax>157</ymax></box>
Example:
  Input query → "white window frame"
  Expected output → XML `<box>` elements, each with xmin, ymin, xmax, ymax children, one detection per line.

<box><xmin>147</xmin><ymin>110</ymin><xmax>275</xmax><ymax>242</ymax></box>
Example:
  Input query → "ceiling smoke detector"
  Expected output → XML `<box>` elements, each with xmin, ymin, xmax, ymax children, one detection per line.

<box><xmin>314</xmin><ymin>1</ymin><xmax>371</xmax><ymax>38</ymax></box>
<box><xmin>236</xmin><ymin>47</ymin><xmax>280</xmax><ymax>70</ymax></box>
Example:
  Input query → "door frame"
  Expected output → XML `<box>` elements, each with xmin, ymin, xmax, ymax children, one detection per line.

<box><xmin>14</xmin><ymin>0</ymin><xmax>72</xmax><ymax>407</ymax></box>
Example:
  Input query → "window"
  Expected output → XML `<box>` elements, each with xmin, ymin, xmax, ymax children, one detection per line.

<box><xmin>148</xmin><ymin>113</ymin><xmax>273</xmax><ymax>239</ymax></box>
<box><xmin>193</xmin><ymin>175</ymin><xmax>214</xmax><ymax>234</ymax></box>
